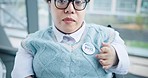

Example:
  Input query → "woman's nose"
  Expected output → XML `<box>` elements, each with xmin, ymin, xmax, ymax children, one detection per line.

<box><xmin>64</xmin><ymin>2</ymin><xmax>75</xmax><ymax>14</ymax></box>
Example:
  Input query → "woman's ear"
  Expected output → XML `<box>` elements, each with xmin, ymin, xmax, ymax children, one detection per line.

<box><xmin>47</xmin><ymin>1</ymin><xmax>51</xmax><ymax>8</ymax></box>
<box><xmin>46</xmin><ymin>0</ymin><xmax>51</xmax><ymax>12</ymax></box>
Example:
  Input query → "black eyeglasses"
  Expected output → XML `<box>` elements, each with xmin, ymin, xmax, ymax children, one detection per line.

<box><xmin>54</xmin><ymin>0</ymin><xmax>90</xmax><ymax>11</ymax></box>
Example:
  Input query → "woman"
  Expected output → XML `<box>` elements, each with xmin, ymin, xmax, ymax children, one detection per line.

<box><xmin>11</xmin><ymin>0</ymin><xmax>130</xmax><ymax>78</ymax></box>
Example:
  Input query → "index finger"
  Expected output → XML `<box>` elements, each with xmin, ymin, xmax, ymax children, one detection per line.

<box><xmin>100</xmin><ymin>47</ymin><xmax>110</xmax><ymax>53</ymax></box>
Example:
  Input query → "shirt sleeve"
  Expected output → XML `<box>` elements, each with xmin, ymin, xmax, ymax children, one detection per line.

<box><xmin>107</xmin><ymin>31</ymin><xmax>130</xmax><ymax>74</ymax></box>
<box><xmin>11</xmin><ymin>46</ymin><xmax>34</xmax><ymax>78</ymax></box>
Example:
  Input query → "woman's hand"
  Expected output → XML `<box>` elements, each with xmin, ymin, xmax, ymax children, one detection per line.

<box><xmin>96</xmin><ymin>42</ymin><xmax>119</xmax><ymax>69</ymax></box>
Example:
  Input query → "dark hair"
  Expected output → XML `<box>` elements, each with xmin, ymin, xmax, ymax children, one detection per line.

<box><xmin>46</xmin><ymin>0</ymin><xmax>90</xmax><ymax>3</ymax></box>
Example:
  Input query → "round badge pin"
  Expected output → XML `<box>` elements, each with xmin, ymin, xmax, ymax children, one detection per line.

<box><xmin>82</xmin><ymin>42</ymin><xmax>95</xmax><ymax>55</ymax></box>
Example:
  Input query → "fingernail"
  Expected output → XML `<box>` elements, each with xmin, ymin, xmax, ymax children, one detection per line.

<box><xmin>96</xmin><ymin>54</ymin><xmax>99</xmax><ymax>58</ymax></box>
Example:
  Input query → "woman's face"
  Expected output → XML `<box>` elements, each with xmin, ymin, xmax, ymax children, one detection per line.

<box><xmin>48</xmin><ymin>0</ymin><xmax>87</xmax><ymax>33</ymax></box>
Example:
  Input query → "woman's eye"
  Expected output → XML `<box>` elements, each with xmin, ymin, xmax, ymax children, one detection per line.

<box><xmin>75</xmin><ymin>0</ymin><xmax>85</xmax><ymax>5</ymax></box>
<box><xmin>57</xmin><ymin>0</ymin><xmax>67</xmax><ymax>4</ymax></box>
<box><xmin>75</xmin><ymin>1</ymin><xmax>82</xmax><ymax>4</ymax></box>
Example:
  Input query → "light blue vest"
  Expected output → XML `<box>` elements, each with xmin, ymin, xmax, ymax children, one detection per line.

<box><xmin>22</xmin><ymin>24</ymin><xmax>115</xmax><ymax>78</ymax></box>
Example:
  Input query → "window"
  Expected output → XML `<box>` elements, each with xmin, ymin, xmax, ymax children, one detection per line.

<box><xmin>93</xmin><ymin>0</ymin><xmax>111</xmax><ymax>11</ymax></box>
<box><xmin>0</xmin><ymin>0</ymin><xmax>27</xmax><ymax>47</ymax></box>
<box><xmin>116</xmin><ymin>0</ymin><xmax>137</xmax><ymax>13</ymax></box>
<box><xmin>141</xmin><ymin>0</ymin><xmax>148</xmax><ymax>13</ymax></box>
<box><xmin>0</xmin><ymin>0</ymin><xmax>27</xmax><ymax>30</ymax></box>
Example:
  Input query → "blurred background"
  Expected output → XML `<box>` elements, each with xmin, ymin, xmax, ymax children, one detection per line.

<box><xmin>0</xmin><ymin>0</ymin><xmax>148</xmax><ymax>78</ymax></box>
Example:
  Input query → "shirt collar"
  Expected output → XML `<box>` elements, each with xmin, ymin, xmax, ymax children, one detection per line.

<box><xmin>53</xmin><ymin>22</ymin><xmax>86</xmax><ymax>43</ymax></box>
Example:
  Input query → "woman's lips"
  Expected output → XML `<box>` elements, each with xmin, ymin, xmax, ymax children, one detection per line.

<box><xmin>62</xmin><ymin>17</ymin><xmax>75</xmax><ymax>24</ymax></box>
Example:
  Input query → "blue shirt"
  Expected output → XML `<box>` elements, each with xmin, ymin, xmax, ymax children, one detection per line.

<box><xmin>11</xmin><ymin>23</ymin><xmax>130</xmax><ymax>78</ymax></box>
